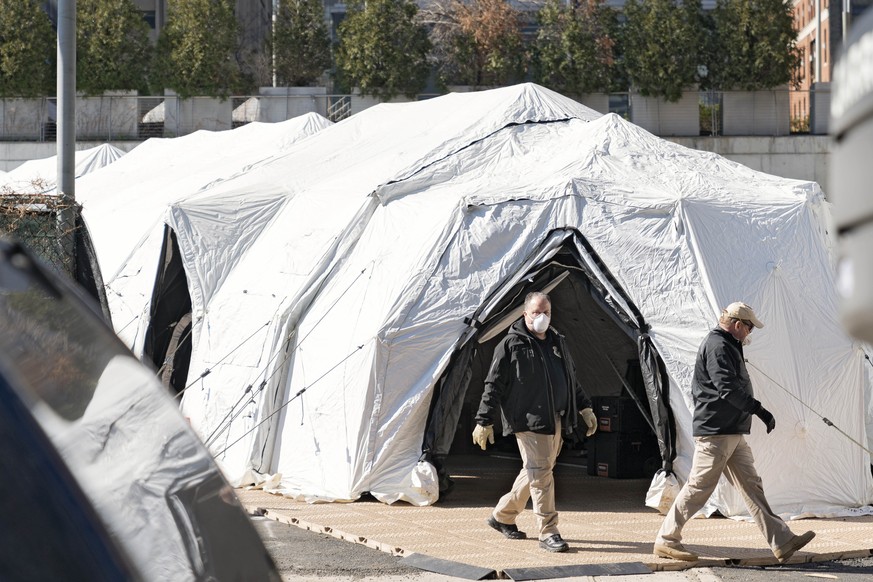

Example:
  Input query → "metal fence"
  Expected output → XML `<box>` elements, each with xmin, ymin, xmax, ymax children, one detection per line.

<box><xmin>0</xmin><ymin>194</ymin><xmax>78</xmax><ymax>277</ymax></box>
<box><xmin>0</xmin><ymin>93</ymin><xmax>367</xmax><ymax>142</ymax></box>
<box><xmin>0</xmin><ymin>87</ymin><xmax>831</xmax><ymax>142</ymax></box>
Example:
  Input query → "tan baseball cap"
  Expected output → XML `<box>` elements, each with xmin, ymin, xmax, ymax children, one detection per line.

<box><xmin>724</xmin><ymin>302</ymin><xmax>764</xmax><ymax>329</ymax></box>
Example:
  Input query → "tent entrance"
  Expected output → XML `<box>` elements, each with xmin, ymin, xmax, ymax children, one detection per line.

<box><xmin>422</xmin><ymin>232</ymin><xmax>675</xmax><ymax>493</ymax></box>
<box><xmin>143</xmin><ymin>226</ymin><xmax>193</xmax><ymax>396</ymax></box>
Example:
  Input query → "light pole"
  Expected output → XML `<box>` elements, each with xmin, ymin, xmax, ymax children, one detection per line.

<box><xmin>272</xmin><ymin>0</ymin><xmax>278</xmax><ymax>87</ymax></box>
<box><xmin>56</xmin><ymin>0</ymin><xmax>76</xmax><ymax>274</ymax></box>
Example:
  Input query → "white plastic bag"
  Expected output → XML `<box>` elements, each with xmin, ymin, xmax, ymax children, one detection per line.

<box><xmin>645</xmin><ymin>469</ymin><xmax>680</xmax><ymax>515</ymax></box>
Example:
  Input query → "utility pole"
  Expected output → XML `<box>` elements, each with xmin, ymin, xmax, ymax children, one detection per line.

<box><xmin>272</xmin><ymin>0</ymin><xmax>278</xmax><ymax>87</ymax></box>
<box><xmin>57</xmin><ymin>0</ymin><xmax>76</xmax><ymax>275</ymax></box>
<box><xmin>843</xmin><ymin>0</ymin><xmax>852</xmax><ymax>49</ymax></box>
<box><xmin>814</xmin><ymin>0</ymin><xmax>822</xmax><ymax>82</ymax></box>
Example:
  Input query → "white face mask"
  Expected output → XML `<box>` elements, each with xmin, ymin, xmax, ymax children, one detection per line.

<box><xmin>742</xmin><ymin>335</ymin><xmax>752</xmax><ymax>346</ymax></box>
<box><xmin>531</xmin><ymin>313</ymin><xmax>550</xmax><ymax>334</ymax></box>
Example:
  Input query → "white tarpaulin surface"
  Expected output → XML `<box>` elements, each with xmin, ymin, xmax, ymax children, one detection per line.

<box><xmin>0</xmin><ymin>143</ymin><xmax>125</xmax><ymax>194</ymax></box>
<box><xmin>74</xmin><ymin>113</ymin><xmax>331</xmax><ymax>350</ymax></box>
<box><xmin>105</xmin><ymin>84</ymin><xmax>873</xmax><ymax>517</ymax></box>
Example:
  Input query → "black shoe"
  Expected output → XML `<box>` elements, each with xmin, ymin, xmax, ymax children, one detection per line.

<box><xmin>539</xmin><ymin>534</ymin><xmax>569</xmax><ymax>553</ymax></box>
<box><xmin>486</xmin><ymin>516</ymin><xmax>526</xmax><ymax>539</ymax></box>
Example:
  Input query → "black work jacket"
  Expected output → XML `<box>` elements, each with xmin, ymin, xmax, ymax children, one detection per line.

<box><xmin>692</xmin><ymin>327</ymin><xmax>762</xmax><ymax>436</ymax></box>
<box><xmin>475</xmin><ymin>319</ymin><xmax>592</xmax><ymax>436</ymax></box>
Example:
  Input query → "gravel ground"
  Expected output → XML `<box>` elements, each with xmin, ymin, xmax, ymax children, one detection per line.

<box><xmin>706</xmin><ymin>556</ymin><xmax>873</xmax><ymax>582</ymax></box>
<box><xmin>252</xmin><ymin>516</ymin><xmax>422</xmax><ymax>579</ymax></box>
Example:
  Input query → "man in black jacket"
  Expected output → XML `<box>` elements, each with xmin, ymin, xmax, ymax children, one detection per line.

<box><xmin>653</xmin><ymin>302</ymin><xmax>815</xmax><ymax>563</ymax></box>
<box><xmin>473</xmin><ymin>291</ymin><xmax>597</xmax><ymax>553</ymax></box>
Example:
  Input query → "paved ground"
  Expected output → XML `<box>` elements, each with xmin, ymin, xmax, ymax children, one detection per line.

<box><xmin>252</xmin><ymin>517</ymin><xmax>873</xmax><ymax>581</ymax></box>
<box><xmin>242</xmin><ymin>454</ymin><xmax>873</xmax><ymax>580</ymax></box>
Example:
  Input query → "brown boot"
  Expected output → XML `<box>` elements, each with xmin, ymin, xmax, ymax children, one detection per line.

<box><xmin>653</xmin><ymin>542</ymin><xmax>698</xmax><ymax>561</ymax></box>
<box><xmin>774</xmin><ymin>531</ymin><xmax>816</xmax><ymax>562</ymax></box>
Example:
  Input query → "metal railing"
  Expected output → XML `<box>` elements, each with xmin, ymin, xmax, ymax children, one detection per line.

<box><xmin>0</xmin><ymin>87</ymin><xmax>832</xmax><ymax>142</ymax></box>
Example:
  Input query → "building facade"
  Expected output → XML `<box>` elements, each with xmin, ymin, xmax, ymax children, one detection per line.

<box><xmin>130</xmin><ymin>0</ymin><xmax>271</xmax><ymax>51</ymax></box>
<box><xmin>792</xmin><ymin>0</ymin><xmax>872</xmax><ymax>129</ymax></box>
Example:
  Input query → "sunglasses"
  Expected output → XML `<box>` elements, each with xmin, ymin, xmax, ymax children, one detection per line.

<box><xmin>740</xmin><ymin>319</ymin><xmax>755</xmax><ymax>330</ymax></box>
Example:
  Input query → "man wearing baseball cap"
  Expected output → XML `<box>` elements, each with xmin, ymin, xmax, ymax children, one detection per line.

<box><xmin>653</xmin><ymin>302</ymin><xmax>815</xmax><ymax>563</ymax></box>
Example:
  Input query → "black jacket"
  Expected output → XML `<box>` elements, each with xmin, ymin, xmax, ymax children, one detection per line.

<box><xmin>475</xmin><ymin>319</ymin><xmax>592</xmax><ymax>436</ymax></box>
<box><xmin>692</xmin><ymin>327</ymin><xmax>763</xmax><ymax>436</ymax></box>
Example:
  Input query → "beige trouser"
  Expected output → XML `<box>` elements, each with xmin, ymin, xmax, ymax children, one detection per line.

<box><xmin>656</xmin><ymin>434</ymin><xmax>794</xmax><ymax>552</ymax></box>
<box><xmin>493</xmin><ymin>416</ymin><xmax>563</xmax><ymax>540</ymax></box>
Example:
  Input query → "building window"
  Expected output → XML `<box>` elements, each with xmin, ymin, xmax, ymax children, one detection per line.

<box><xmin>608</xmin><ymin>94</ymin><xmax>630</xmax><ymax>120</ymax></box>
<box><xmin>824</xmin><ymin>29</ymin><xmax>827</xmax><ymax>65</ymax></box>
<box><xmin>798</xmin><ymin>48</ymin><xmax>805</xmax><ymax>81</ymax></box>
<box><xmin>810</xmin><ymin>40</ymin><xmax>816</xmax><ymax>84</ymax></box>
<box><xmin>141</xmin><ymin>10</ymin><xmax>156</xmax><ymax>29</ymax></box>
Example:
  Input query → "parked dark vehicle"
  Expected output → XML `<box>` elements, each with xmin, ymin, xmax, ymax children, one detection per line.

<box><xmin>0</xmin><ymin>239</ymin><xmax>280</xmax><ymax>581</ymax></box>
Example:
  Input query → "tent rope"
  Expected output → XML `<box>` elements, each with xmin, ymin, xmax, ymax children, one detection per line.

<box><xmin>746</xmin><ymin>361</ymin><xmax>873</xmax><ymax>457</ymax></box>
<box><xmin>155</xmin><ymin>322</ymin><xmax>194</xmax><ymax>379</ymax></box>
<box><xmin>113</xmin><ymin>313</ymin><xmax>140</xmax><ymax>336</ymax></box>
<box><xmin>174</xmin><ymin>319</ymin><xmax>271</xmax><ymax>399</ymax></box>
<box><xmin>205</xmin><ymin>381</ymin><xmax>261</xmax><ymax>446</ymax></box>
<box><xmin>194</xmin><ymin>266</ymin><xmax>372</xmax><ymax>447</ymax></box>
<box><xmin>204</xmin><ymin>343</ymin><xmax>292</xmax><ymax>447</ymax></box>
<box><xmin>213</xmin><ymin>343</ymin><xmax>367</xmax><ymax>459</ymax></box>
<box><xmin>295</xmin><ymin>266</ymin><xmax>369</xmax><ymax>349</ymax></box>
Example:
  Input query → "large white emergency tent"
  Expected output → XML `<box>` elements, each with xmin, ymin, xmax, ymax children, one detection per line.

<box><xmin>110</xmin><ymin>84</ymin><xmax>873</xmax><ymax>519</ymax></box>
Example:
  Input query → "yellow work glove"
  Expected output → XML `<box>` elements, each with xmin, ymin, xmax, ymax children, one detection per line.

<box><xmin>472</xmin><ymin>424</ymin><xmax>495</xmax><ymax>450</ymax></box>
<box><xmin>580</xmin><ymin>408</ymin><xmax>597</xmax><ymax>437</ymax></box>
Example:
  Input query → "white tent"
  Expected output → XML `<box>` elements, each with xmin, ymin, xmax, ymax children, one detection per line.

<box><xmin>0</xmin><ymin>143</ymin><xmax>125</xmax><ymax>194</ymax></box>
<box><xmin>77</xmin><ymin>113</ymin><xmax>332</xmax><ymax>282</ymax></box>
<box><xmin>73</xmin><ymin>113</ymin><xmax>331</xmax><ymax>351</ymax></box>
<box><xmin>115</xmin><ymin>84</ymin><xmax>873</xmax><ymax>518</ymax></box>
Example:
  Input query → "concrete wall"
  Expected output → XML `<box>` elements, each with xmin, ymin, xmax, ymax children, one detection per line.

<box><xmin>666</xmin><ymin>135</ymin><xmax>831</xmax><ymax>195</ymax></box>
<box><xmin>631</xmin><ymin>92</ymin><xmax>700</xmax><ymax>137</ymax></box>
<box><xmin>234</xmin><ymin>87</ymin><xmax>330</xmax><ymax>122</ymax></box>
<box><xmin>722</xmin><ymin>88</ymin><xmax>791</xmax><ymax>137</ymax></box>
<box><xmin>163</xmin><ymin>94</ymin><xmax>233</xmax><ymax>134</ymax></box>
<box><xmin>77</xmin><ymin>92</ymin><xmax>139</xmax><ymax>140</ymax></box>
<box><xmin>1</xmin><ymin>135</ymin><xmax>832</xmax><ymax>195</ymax></box>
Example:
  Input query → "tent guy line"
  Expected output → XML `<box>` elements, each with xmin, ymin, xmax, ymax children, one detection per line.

<box><xmin>206</xmin><ymin>381</ymin><xmax>260</xmax><ymax>446</ymax></box>
<box><xmin>202</xmin><ymin>266</ymin><xmax>373</xmax><ymax>449</ymax></box>
<box><xmin>155</xmin><ymin>324</ymin><xmax>194</xmax><ymax>379</ymax></box>
<box><xmin>203</xmin><ymin>327</ymin><xmax>295</xmax><ymax>449</ymax></box>
<box><xmin>174</xmin><ymin>319</ymin><xmax>272</xmax><ymax>400</ymax></box>
<box><xmin>293</xmin><ymin>266</ymin><xmax>370</xmax><ymax>349</ymax></box>
<box><xmin>213</xmin><ymin>343</ymin><xmax>368</xmax><ymax>459</ymax></box>
<box><xmin>747</xmin><ymin>360</ymin><xmax>873</xmax><ymax>457</ymax></box>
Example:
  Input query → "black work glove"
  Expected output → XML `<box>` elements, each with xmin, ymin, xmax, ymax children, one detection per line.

<box><xmin>755</xmin><ymin>406</ymin><xmax>776</xmax><ymax>434</ymax></box>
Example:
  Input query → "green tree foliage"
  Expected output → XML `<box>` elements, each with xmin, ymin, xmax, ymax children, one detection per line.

<box><xmin>534</xmin><ymin>0</ymin><xmax>621</xmax><ymax>95</ymax></box>
<box><xmin>271</xmin><ymin>0</ymin><xmax>331</xmax><ymax>86</ymax></box>
<box><xmin>424</xmin><ymin>0</ymin><xmax>526</xmax><ymax>88</ymax></box>
<box><xmin>77</xmin><ymin>0</ymin><xmax>152</xmax><ymax>95</ymax></box>
<box><xmin>152</xmin><ymin>0</ymin><xmax>247</xmax><ymax>98</ymax></box>
<box><xmin>622</xmin><ymin>0</ymin><xmax>704</xmax><ymax>102</ymax></box>
<box><xmin>709</xmin><ymin>0</ymin><xmax>800</xmax><ymax>90</ymax></box>
<box><xmin>0</xmin><ymin>0</ymin><xmax>55</xmax><ymax>97</ymax></box>
<box><xmin>335</xmin><ymin>0</ymin><xmax>431</xmax><ymax>100</ymax></box>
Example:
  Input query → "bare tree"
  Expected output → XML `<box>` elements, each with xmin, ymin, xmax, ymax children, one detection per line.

<box><xmin>420</xmin><ymin>0</ymin><xmax>527</xmax><ymax>89</ymax></box>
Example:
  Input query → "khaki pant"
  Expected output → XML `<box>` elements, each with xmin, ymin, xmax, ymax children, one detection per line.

<box><xmin>493</xmin><ymin>417</ymin><xmax>563</xmax><ymax>540</ymax></box>
<box><xmin>656</xmin><ymin>434</ymin><xmax>794</xmax><ymax>552</ymax></box>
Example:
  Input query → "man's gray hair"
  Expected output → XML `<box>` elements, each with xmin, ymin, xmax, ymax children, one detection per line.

<box><xmin>524</xmin><ymin>291</ymin><xmax>551</xmax><ymax>309</ymax></box>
